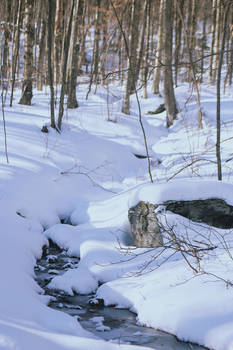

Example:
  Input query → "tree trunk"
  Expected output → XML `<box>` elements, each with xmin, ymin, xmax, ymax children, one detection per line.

<box><xmin>54</xmin><ymin>0</ymin><xmax>63</xmax><ymax>86</ymax></box>
<box><xmin>143</xmin><ymin>0</ymin><xmax>151</xmax><ymax>99</ymax></box>
<box><xmin>1</xmin><ymin>0</ymin><xmax>11</xmax><ymax>88</ymax></box>
<box><xmin>10</xmin><ymin>0</ymin><xmax>22</xmax><ymax>107</ymax></box>
<box><xmin>212</xmin><ymin>0</ymin><xmax>221</xmax><ymax>84</ymax></box>
<box><xmin>200</xmin><ymin>7</ymin><xmax>207</xmax><ymax>83</ymax></box>
<box><xmin>19</xmin><ymin>0</ymin><xmax>34</xmax><ymax>105</ymax></box>
<box><xmin>228</xmin><ymin>20</ymin><xmax>233</xmax><ymax>85</ymax></box>
<box><xmin>175</xmin><ymin>0</ymin><xmax>203</xmax><ymax>129</ymax></box>
<box><xmin>67</xmin><ymin>0</ymin><xmax>84</xmax><ymax>108</ymax></box>
<box><xmin>188</xmin><ymin>0</ymin><xmax>198</xmax><ymax>82</ymax></box>
<box><xmin>77</xmin><ymin>1</ymin><xmax>87</xmax><ymax>74</ymax></box>
<box><xmin>37</xmin><ymin>17</ymin><xmax>46</xmax><ymax>91</ymax></box>
<box><xmin>136</xmin><ymin>0</ymin><xmax>147</xmax><ymax>87</ymax></box>
<box><xmin>57</xmin><ymin>0</ymin><xmax>75</xmax><ymax>130</ymax></box>
<box><xmin>100</xmin><ymin>0</ymin><xmax>109</xmax><ymax>85</ymax></box>
<box><xmin>86</xmin><ymin>0</ymin><xmax>101</xmax><ymax>98</ymax></box>
<box><xmin>163</xmin><ymin>0</ymin><xmax>177</xmax><ymax>127</ymax></box>
<box><xmin>122</xmin><ymin>0</ymin><xmax>140</xmax><ymax>115</ymax></box>
<box><xmin>153</xmin><ymin>0</ymin><xmax>164</xmax><ymax>95</ymax></box>
<box><xmin>209</xmin><ymin>0</ymin><xmax>217</xmax><ymax>82</ymax></box>
<box><xmin>174</xmin><ymin>0</ymin><xmax>184</xmax><ymax>87</ymax></box>
<box><xmin>216</xmin><ymin>1</ymin><xmax>230</xmax><ymax>180</ymax></box>
<box><xmin>93</xmin><ymin>0</ymin><xmax>101</xmax><ymax>86</ymax></box>
<box><xmin>47</xmin><ymin>0</ymin><xmax>56</xmax><ymax>129</ymax></box>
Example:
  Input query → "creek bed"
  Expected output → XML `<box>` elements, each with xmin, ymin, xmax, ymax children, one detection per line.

<box><xmin>34</xmin><ymin>242</ymin><xmax>208</xmax><ymax>350</ymax></box>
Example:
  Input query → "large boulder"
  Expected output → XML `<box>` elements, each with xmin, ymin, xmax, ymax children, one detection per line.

<box><xmin>165</xmin><ymin>198</ymin><xmax>233</xmax><ymax>229</ymax></box>
<box><xmin>128</xmin><ymin>198</ymin><xmax>233</xmax><ymax>248</ymax></box>
<box><xmin>128</xmin><ymin>201</ymin><xmax>163</xmax><ymax>248</ymax></box>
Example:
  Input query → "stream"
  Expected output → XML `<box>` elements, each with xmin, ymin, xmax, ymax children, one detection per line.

<box><xmin>34</xmin><ymin>241</ymin><xmax>208</xmax><ymax>350</ymax></box>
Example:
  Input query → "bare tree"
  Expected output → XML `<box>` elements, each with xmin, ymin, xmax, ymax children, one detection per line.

<box><xmin>54</xmin><ymin>0</ymin><xmax>63</xmax><ymax>87</ymax></box>
<box><xmin>37</xmin><ymin>13</ymin><xmax>46</xmax><ymax>91</ymax></box>
<box><xmin>216</xmin><ymin>0</ymin><xmax>231</xmax><ymax>180</ymax></box>
<box><xmin>122</xmin><ymin>0</ymin><xmax>140</xmax><ymax>115</ymax></box>
<box><xmin>47</xmin><ymin>0</ymin><xmax>56</xmax><ymax>129</ymax></box>
<box><xmin>86</xmin><ymin>0</ymin><xmax>102</xmax><ymax>98</ymax></box>
<box><xmin>174</xmin><ymin>0</ymin><xmax>184</xmax><ymax>87</ymax></box>
<box><xmin>211</xmin><ymin>0</ymin><xmax>221</xmax><ymax>84</ymax></box>
<box><xmin>153</xmin><ymin>0</ymin><xmax>164</xmax><ymax>95</ymax></box>
<box><xmin>175</xmin><ymin>0</ymin><xmax>203</xmax><ymax>129</ymax></box>
<box><xmin>143</xmin><ymin>0</ymin><xmax>151</xmax><ymax>99</ymax></box>
<box><xmin>19</xmin><ymin>0</ymin><xmax>34</xmax><ymax>106</ymax></box>
<box><xmin>67</xmin><ymin>0</ymin><xmax>84</xmax><ymax>108</ymax></box>
<box><xmin>10</xmin><ymin>0</ymin><xmax>23</xmax><ymax>106</ymax></box>
<box><xmin>57</xmin><ymin>0</ymin><xmax>75</xmax><ymax>130</ymax></box>
<box><xmin>163</xmin><ymin>0</ymin><xmax>177</xmax><ymax>127</ymax></box>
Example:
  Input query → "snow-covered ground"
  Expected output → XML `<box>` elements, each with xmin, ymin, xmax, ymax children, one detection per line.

<box><xmin>1</xmin><ymin>81</ymin><xmax>233</xmax><ymax>350</ymax></box>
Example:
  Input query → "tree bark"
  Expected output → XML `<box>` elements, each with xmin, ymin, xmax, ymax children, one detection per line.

<box><xmin>216</xmin><ymin>1</ymin><xmax>230</xmax><ymax>180</ymax></box>
<box><xmin>200</xmin><ymin>6</ymin><xmax>207</xmax><ymax>83</ymax></box>
<box><xmin>93</xmin><ymin>0</ymin><xmax>102</xmax><ymax>86</ymax></box>
<box><xmin>136</xmin><ymin>0</ymin><xmax>147</xmax><ymax>87</ymax></box>
<box><xmin>143</xmin><ymin>0</ymin><xmax>151</xmax><ymax>99</ymax></box>
<box><xmin>209</xmin><ymin>0</ymin><xmax>217</xmax><ymax>82</ymax></box>
<box><xmin>174</xmin><ymin>0</ymin><xmax>184</xmax><ymax>87</ymax></box>
<box><xmin>163</xmin><ymin>0</ymin><xmax>177</xmax><ymax>127</ymax></box>
<box><xmin>175</xmin><ymin>0</ymin><xmax>203</xmax><ymax>129</ymax></box>
<box><xmin>212</xmin><ymin>0</ymin><xmax>221</xmax><ymax>84</ymax></box>
<box><xmin>19</xmin><ymin>0</ymin><xmax>34</xmax><ymax>105</ymax></box>
<box><xmin>47</xmin><ymin>0</ymin><xmax>56</xmax><ymax>129</ymax></box>
<box><xmin>122</xmin><ymin>0</ymin><xmax>140</xmax><ymax>115</ymax></box>
<box><xmin>153</xmin><ymin>0</ymin><xmax>164</xmax><ymax>95</ymax></box>
<box><xmin>1</xmin><ymin>0</ymin><xmax>11</xmax><ymax>88</ymax></box>
<box><xmin>86</xmin><ymin>0</ymin><xmax>101</xmax><ymax>98</ymax></box>
<box><xmin>37</xmin><ymin>17</ymin><xmax>46</xmax><ymax>91</ymax></box>
<box><xmin>67</xmin><ymin>0</ymin><xmax>84</xmax><ymax>108</ymax></box>
<box><xmin>228</xmin><ymin>19</ymin><xmax>233</xmax><ymax>85</ymax></box>
<box><xmin>54</xmin><ymin>0</ymin><xmax>63</xmax><ymax>86</ymax></box>
<box><xmin>57</xmin><ymin>0</ymin><xmax>75</xmax><ymax>130</ymax></box>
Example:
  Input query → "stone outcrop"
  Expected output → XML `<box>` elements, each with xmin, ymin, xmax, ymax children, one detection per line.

<box><xmin>146</xmin><ymin>103</ymin><xmax>166</xmax><ymax>115</ymax></box>
<box><xmin>165</xmin><ymin>198</ymin><xmax>233</xmax><ymax>229</ymax></box>
<box><xmin>128</xmin><ymin>201</ymin><xmax>163</xmax><ymax>248</ymax></box>
<box><xmin>128</xmin><ymin>198</ymin><xmax>233</xmax><ymax>248</ymax></box>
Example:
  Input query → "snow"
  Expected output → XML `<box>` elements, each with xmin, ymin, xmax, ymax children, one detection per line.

<box><xmin>90</xmin><ymin>317</ymin><xmax>111</xmax><ymax>332</ymax></box>
<box><xmin>47</xmin><ymin>264</ymin><xmax>99</xmax><ymax>295</ymax></box>
<box><xmin>1</xmin><ymin>82</ymin><xmax>233</xmax><ymax>349</ymax></box>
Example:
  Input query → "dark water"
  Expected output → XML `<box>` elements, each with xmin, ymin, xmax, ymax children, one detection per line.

<box><xmin>34</xmin><ymin>242</ymin><xmax>208</xmax><ymax>350</ymax></box>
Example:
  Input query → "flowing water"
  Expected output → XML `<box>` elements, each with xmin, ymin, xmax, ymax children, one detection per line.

<box><xmin>34</xmin><ymin>242</ymin><xmax>208</xmax><ymax>350</ymax></box>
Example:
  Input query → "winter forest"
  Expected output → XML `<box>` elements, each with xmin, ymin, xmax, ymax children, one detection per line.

<box><xmin>1</xmin><ymin>0</ymin><xmax>233</xmax><ymax>350</ymax></box>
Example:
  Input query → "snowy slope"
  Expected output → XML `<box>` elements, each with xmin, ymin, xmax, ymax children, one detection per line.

<box><xmin>1</xmin><ymin>82</ymin><xmax>233</xmax><ymax>349</ymax></box>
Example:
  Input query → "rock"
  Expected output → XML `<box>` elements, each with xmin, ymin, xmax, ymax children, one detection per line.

<box><xmin>41</xmin><ymin>125</ymin><xmax>49</xmax><ymax>133</ymax></box>
<box><xmin>165</xmin><ymin>198</ymin><xmax>233</xmax><ymax>229</ymax></box>
<box><xmin>128</xmin><ymin>198</ymin><xmax>233</xmax><ymax>248</ymax></box>
<box><xmin>128</xmin><ymin>201</ymin><xmax>163</xmax><ymax>248</ymax></box>
<box><xmin>146</xmin><ymin>103</ymin><xmax>166</xmax><ymax>115</ymax></box>
<box><xmin>47</xmin><ymin>254</ymin><xmax>58</xmax><ymax>263</ymax></box>
<box><xmin>134</xmin><ymin>153</ymin><xmax>147</xmax><ymax>159</ymax></box>
<box><xmin>88</xmin><ymin>298</ymin><xmax>105</xmax><ymax>307</ymax></box>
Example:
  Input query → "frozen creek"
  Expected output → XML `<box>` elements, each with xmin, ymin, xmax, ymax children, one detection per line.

<box><xmin>34</xmin><ymin>242</ymin><xmax>208</xmax><ymax>350</ymax></box>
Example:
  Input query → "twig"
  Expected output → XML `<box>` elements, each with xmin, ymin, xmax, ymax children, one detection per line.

<box><xmin>109</xmin><ymin>0</ymin><xmax>153</xmax><ymax>183</ymax></box>
<box><xmin>60</xmin><ymin>165</ymin><xmax>117</xmax><ymax>194</ymax></box>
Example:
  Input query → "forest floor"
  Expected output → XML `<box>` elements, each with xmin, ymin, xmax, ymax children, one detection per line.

<box><xmin>1</xmin><ymin>80</ymin><xmax>233</xmax><ymax>350</ymax></box>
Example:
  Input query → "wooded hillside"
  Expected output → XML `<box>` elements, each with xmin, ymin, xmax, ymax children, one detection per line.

<box><xmin>0</xmin><ymin>0</ymin><xmax>232</xmax><ymax>130</ymax></box>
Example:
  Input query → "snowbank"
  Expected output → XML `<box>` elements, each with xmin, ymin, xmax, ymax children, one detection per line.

<box><xmin>2</xmin><ymin>82</ymin><xmax>233</xmax><ymax>350</ymax></box>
